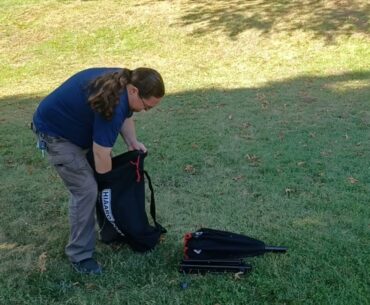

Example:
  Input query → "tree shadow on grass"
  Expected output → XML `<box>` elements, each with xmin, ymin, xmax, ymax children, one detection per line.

<box><xmin>148</xmin><ymin>70</ymin><xmax>370</xmax><ymax>178</ymax></box>
<box><xmin>175</xmin><ymin>0</ymin><xmax>370</xmax><ymax>42</ymax></box>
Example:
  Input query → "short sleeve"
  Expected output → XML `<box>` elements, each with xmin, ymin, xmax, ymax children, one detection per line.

<box><xmin>92</xmin><ymin>114</ymin><xmax>121</xmax><ymax>147</ymax></box>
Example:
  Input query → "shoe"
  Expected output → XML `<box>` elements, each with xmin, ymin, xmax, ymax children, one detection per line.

<box><xmin>71</xmin><ymin>258</ymin><xmax>103</xmax><ymax>275</ymax></box>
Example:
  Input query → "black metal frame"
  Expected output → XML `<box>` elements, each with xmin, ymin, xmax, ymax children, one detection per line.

<box><xmin>179</xmin><ymin>259</ymin><xmax>252</xmax><ymax>274</ymax></box>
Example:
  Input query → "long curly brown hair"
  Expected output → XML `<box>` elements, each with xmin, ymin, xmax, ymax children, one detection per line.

<box><xmin>88</xmin><ymin>67</ymin><xmax>165</xmax><ymax>120</ymax></box>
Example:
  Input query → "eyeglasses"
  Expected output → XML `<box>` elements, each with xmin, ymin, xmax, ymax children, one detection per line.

<box><xmin>139</xmin><ymin>96</ymin><xmax>152</xmax><ymax>111</ymax></box>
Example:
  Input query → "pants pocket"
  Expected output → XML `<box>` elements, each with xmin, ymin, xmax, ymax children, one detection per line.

<box><xmin>49</xmin><ymin>153</ymin><xmax>94</xmax><ymax>192</ymax></box>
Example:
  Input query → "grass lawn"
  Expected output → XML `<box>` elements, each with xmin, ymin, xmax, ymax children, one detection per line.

<box><xmin>0</xmin><ymin>1</ymin><xmax>369</xmax><ymax>304</ymax></box>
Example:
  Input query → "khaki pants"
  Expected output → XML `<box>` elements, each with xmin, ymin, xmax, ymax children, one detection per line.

<box><xmin>41</xmin><ymin>135</ymin><xmax>97</xmax><ymax>263</ymax></box>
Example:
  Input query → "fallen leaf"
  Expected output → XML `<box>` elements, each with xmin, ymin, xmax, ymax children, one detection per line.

<box><xmin>348</xmin><ymin>177</ymin><xmax>359</xmax><ymax>184</ymax></box>
<box><xmin>184</xmin><ymin>164</ymin><xmax>196</xmax><ymax>174</ymax></box>
<box><xmin>85</xmin><ymin>283</ymin><xmax>98</xmax><ymax>290</ymax></box>
<box><xmin>234</xmin><ymin>271</ymin><xmax>244</xmax><ymax>280</ymax></box>
<box><xmin>38</xmin><ymin>252</ymin><xmax>47</xmax><ymax>273</ymax></box>
<box><xmin>299</xmin><ymin>90</ymin><xmax>317</xmax><ymax>104</ymax></box>
<box><xmin>246</xmin><ymin>154</ymin><xmax>255</xmax><ymax>161</ymax></box>
<box><xmin>257</xmin><ymin>93</ymin><xmax>269</xmax><ymax>109</ymax></box>
<box><xmin>285</xmin><ymin>188</ymin><xmax>294</xmax><ymax>195</ymax></box>
<box><xmin>320</xmin><ymin>150</ymin><xmax>332</xmax><ymax>157</ymax></box>
<box><xmin>246</xmin><ymin>154</ymin><xmax>260</xmax><ymax>166</ymax></box>
<box><xmin>26</xmin><ymin>165</ymin><xmax>33</xmax><ymax>175</ymax></box>
<box><xmin>302</xmin><ymin>96</ymin><xmax>317</xmax><ymax>104</ymax></box>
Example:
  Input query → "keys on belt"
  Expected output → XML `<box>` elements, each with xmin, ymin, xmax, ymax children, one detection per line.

<box><xmin>36</xmin><ymin>138</ymin><xmax>47</xmax><ymax>157</ymax></box>
<box><xmin>31</xmin><ymin>122</ymin><xmax>47</xmax><ymax>157</ymax></box>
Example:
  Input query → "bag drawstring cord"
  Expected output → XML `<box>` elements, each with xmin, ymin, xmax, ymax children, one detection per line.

<box><xmin>130</xmin><ymin>155</ymin><xmax>141</xmax><ymax>182</ymax></box>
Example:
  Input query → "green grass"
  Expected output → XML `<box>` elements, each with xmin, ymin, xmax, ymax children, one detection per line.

<box><xmin>1</xmin><ymin>1</ymin><xmax>369</xmax><ymax>304</ymax></box>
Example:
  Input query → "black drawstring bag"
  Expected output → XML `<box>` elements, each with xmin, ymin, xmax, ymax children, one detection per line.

<box><xmin>95</xmin><ymin>150</ymin><xmax>166</xmax><ymax>252</ymax></box>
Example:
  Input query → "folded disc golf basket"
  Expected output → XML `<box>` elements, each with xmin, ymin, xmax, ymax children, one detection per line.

<box><xmin>180</xmin><ymin>228</ymin><xmax>287</xmax><ymax>274</ymax></box>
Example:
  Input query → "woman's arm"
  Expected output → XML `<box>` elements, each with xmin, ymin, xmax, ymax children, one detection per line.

<box><xmin>93</xmin><ymin>142</ymin><xmax>112</xmax><ymax>173</ymax></box>
<box><xmin>120</xmin><ymin>117</ymin><xmax>147</xmax><ymax>152</ymax></box>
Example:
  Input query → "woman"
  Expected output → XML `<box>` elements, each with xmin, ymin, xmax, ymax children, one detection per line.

<box><xmin>32</xmin><ymin>67</ymin><xmax>165</xmax><ymax>274</ymax></box>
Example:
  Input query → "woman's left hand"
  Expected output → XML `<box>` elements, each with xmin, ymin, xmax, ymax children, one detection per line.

<box><xmin>128</xmin><ymin>141</ymin><xmax>147</xmax><ymax>153</ymax></box>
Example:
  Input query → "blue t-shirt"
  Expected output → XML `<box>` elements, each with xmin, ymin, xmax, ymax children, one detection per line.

<box><xmin>33</xmin><ymin>68</ymin><xmax>133</xmax><ymax>149</ymax></box>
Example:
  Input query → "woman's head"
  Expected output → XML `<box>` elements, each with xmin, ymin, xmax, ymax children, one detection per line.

<box><xmin>130</xmin><ymin>68</ymin><xmax>165</xmax><ymax>99</ymax></box>
<box><xmin>88</xmin><ymin>67</ymin><xmax>165</xmax><ymax>119</ymax></box>
<box><xmin>126</xmin><ymin>68</ymin><xmax>165</xmax><ymax>112</ymax></box>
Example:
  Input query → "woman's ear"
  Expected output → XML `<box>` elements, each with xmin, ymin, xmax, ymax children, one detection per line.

<box><xmin>127</xmin><ymin>84</ymin><xmax>139</xmax><ymax>96</ymax></box>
